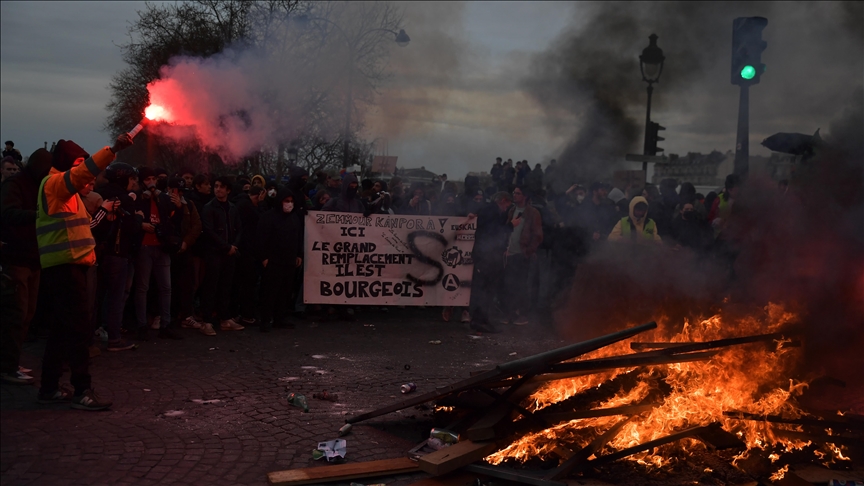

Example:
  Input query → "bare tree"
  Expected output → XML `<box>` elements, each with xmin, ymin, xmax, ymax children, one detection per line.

<box><xmin>105</xmin><ymin>1</ymin><xmax>405</xmax><ymax>175</ymax></box>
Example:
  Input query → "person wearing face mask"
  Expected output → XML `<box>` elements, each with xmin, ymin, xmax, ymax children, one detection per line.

<box><xmin>256</xmin><ymin>188</ymin><xmax>304</xmax><ymax>332</ymax></box>
<box><xmin>670</xmin><ymin>195</ymin><xmax>713</xmax><ymax>254</ymax></box>
<box><xmin>261</xmin><ymin>181</ymin><xmax>280</xmax><ymax>212</ymax></box>
<box><xmin>607</xmin><ymin>196</ymin><xmax>662</xmax><ymax>244</ymax></box>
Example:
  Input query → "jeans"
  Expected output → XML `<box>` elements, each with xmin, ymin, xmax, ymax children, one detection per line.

<box><xmin>134</xmin><ymin>245</ymin><xmax>172</xmax><ymax>330</ymax></box>
<box><xmin>39</xmin><ymin>264</ymin><xmax>92</xmax><ymax>396</ymax></box>
<box><xmin>0</xmin><ymin>264</ymin><xmax>39</xmax><ymax>374</ymax></box>
<box><xmin>100</xmin><ymin>255</ymin><xmax>134</xmax><ymax>341</ymax></box>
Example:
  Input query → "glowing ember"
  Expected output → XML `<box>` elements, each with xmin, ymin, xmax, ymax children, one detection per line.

<box><xmin>485</xmin><ymin>304</ymin><xmax>853</xmax><ymax>469</ymax></box>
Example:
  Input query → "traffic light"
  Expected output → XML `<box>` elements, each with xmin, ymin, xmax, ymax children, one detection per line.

<box><xmin>645</xmin><ymin>121</ymin><xmax>665</xmax><ymax>156</ymax></box>
<box><xmin>731</xmin><ymin>17</ymin><xmax>768</xmax><ymax>85</ymax></box>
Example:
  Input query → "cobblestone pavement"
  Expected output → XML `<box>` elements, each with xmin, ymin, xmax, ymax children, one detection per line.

<box><xmin>1</xmin><ymin>307</ymin><xmax>568</xmax><ymax>486</ymax></box>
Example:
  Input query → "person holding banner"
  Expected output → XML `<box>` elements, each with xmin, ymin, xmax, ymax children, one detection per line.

<box><xmin>257</xmin><ymin>188</ymin><xmax>304</xmax><ymax>332</ymax></box>
<box><xmin>466</xmin><ymin>191</ymin><xmax>514</xmax><ymax>333</ymax></box>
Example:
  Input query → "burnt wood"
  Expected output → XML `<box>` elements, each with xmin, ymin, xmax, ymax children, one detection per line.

<box><xmin>347</xmin><ymin>322</ymin><xmax>657</xmax><ymax>424</ymax></box>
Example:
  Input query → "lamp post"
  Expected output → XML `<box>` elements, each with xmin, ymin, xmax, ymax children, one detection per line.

<box><xmin>639</xmin><ymin>34</ymin><xmax>665</xmax><ymax>173</ymax></box>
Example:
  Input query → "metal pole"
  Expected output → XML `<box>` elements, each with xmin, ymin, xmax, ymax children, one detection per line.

<box><xmin>733</xmin><ymin>84</ymin><xmax>749</xmax><ymax>178</ymax></box>
<box><xmin>342</xmin><ymin>49</ymin><xmax>355</xmax><ymax>169</ymax></box>
<box><xmin>642</xmin><ymin>83</ymin><xmax>654</xmax><ymax>173</ymax></box>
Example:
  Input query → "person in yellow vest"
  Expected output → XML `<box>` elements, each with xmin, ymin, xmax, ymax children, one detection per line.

<box><xmin>607</xmin><ymin>196</ymin><xmax>663</xmax><ymax>244</ymax></box>
<box><xmin>35</xmin><ymin>134</ymin><xmax>132</xmax><ymax>410</ymax></box>
<box><xmin>708</xmin><ymin>174</ymin><xmax>740</xmax><ymax>238</ymax></box>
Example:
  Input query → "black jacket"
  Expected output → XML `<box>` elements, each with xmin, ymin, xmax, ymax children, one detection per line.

<box><xmin>257</xmin><ymin>188</ymin><xmax>304</xmax><ymax>264</ymax></box>
<box><xmin>472</xmin><ymin>202</ymin><xmax>512</xmax><ymax>267</ymax></box>
<box><xmin>234</xmin><ymin>193</ymin><xmax>261</xmax><ymax>256</ymax></box>
<box><xmin>92</xmin><ymin>182</ymin><xmax>144</xmax><ymax>258</ymax></box>
<box><xmin>202</xmin><ymin>197</ymin><xmax>241</xmax><ymax>255</ymax></box>
<box><xmin>0</xmin><ymin>148</ymin><xmax>52</xmax><ymax>268</ymax></box>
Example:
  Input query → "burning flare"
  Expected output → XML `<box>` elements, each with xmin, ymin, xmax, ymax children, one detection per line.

<box><xmin>127</xmin><ymin>103</ymin><xmax>173</xmax><ymax>139</ymax></box>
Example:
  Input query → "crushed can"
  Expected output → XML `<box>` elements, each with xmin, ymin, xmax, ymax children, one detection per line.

<box><xmin>338</xmin><ymin>423</ymin><xmax>353</xmax><ymax>437</ymax></box>
<box><xmin>401</xmin><ymin>382</ymin><xmax>417</xmax><ymax>394</ymax></box>
<box><xmin>286</xmin><ymin>392</ymin><xmax>309</xmax><ymax>412</ymax></box>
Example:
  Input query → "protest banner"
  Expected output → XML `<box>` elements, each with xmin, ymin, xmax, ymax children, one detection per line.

<box><xmin>304</xmin><ymin>211</ymin><xmax>476</xmax><ymax>306</ymax></box>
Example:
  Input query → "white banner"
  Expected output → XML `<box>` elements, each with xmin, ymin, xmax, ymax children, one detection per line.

<box><xmin>304</xmin><ymin>211</ymin><xmax>476</xmax><ymax>306</ymax></box>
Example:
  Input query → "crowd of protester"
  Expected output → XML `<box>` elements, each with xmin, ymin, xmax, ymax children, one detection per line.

<box><xmin>1</xmin><ymin>136</ymin><xmax>755</xmax><ymax>409</ymax></box>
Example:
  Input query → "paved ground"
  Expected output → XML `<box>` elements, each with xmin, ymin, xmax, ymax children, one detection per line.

<box><xmin>3</xmin><ymin>307</ymin><xmax>862</xmax><ymax>486</ymax></box>
<box><xmin>1</xmin><ymin>307</ymin><xmax>568</xmax><ymax>486</ymax></box>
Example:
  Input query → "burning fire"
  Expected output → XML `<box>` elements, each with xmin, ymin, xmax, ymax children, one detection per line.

<box><xmin>486</xmin><ymin>304</ymin><xmax>852</xmax><ymax>468</ymax></box>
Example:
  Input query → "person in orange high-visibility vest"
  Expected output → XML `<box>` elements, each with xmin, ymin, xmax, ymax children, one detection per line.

<box><xmin>36</xmin><ymin>134</ymin><xmax>132</xmax><ymax>411</ymax></box>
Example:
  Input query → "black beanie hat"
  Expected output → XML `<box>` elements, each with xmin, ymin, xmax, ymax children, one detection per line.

<box><xmin>52</xmin><ymin>140</ymin><xmax>89</xmax><ymax>172</ymax></box>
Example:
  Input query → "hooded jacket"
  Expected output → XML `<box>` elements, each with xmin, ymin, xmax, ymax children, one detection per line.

<box><xmin>0</xmin><ymin>148</ymin><xmax>53</xmax><ymax>268</ymax></box>
<box><xmin>257</xmin><ymin>187</ymin><xmax>304</xmax><ymax>264</ymax></box>
<box><xmin>607</xmin><ymin>196</ymin><xmax>662</xmax><ymax>243</ymax></box>
<box><xmin>286</xmin><ymin>166</ymin><xmax>311</xmax><ymax>214</ymax></box>
<box><xmin>321</xmin><ymin>173</ymin><xmax>365</xmax><ymax>214</ymax></box>
<box><xmin>91</xmin><ymin>181</ymin><xmax>144</xmax><ymax>258</ymax></box>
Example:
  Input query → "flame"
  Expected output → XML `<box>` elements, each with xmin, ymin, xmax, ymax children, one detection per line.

<box><xmin>144</xmin><ymin>104</ymin><xmax>171</xmax><ymax>122</ymax></box>
<box><xmin>486</xmin><ymin>304</ymin><xmax>842</xmax><ymax>469</ymax></box>
<box><xmin>769</xmin><ymin>464</ymin><xmax>789</xmax><ymax>481</ymax></box>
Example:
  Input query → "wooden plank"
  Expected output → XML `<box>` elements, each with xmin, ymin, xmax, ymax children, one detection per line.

<box><xmin>418</xmin><ymin>440</ymin><xmax>498</xmax><ymax>476</ymax></box>
<box><xmin>570</xmin><ymin>426</ymin><xmax>709</xmax><ymax>474</ymax></box>
<box><xmin>267</xmin><ymin>457</ymin><xmax>419</xmax><ymax>485</ymax></box>
<box><xmin>546</xmin><ymin>416</ymin><xmax>634</xmax><ymax>480</ymax></box>
<box><xmin>723</xmin><ymin>410</ymin><xmax>864</xmax><ymax>432</ymax></box>
<box><xmin>539</xmin><ymin>403</ymin><xmax>656</xmax><ymax>425</ymax></box>
<box><xmin>488</xmin><ymin>350</ymin><xmax>717</xmax><ymax>387</ymax></box>
<box><xmin>348</xmin><ymin>322</ymin><xmax>656</xmax><ymax>424</ymax></box>
<box><xmin>695</xmin><ymin>423</ymin><xmax>746</xmax><ymax>451</ymax></box>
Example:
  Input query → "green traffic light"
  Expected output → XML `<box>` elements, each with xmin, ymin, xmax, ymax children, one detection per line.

<box><xmin>740</xmin><ymin>65</ymin><xmax>756</xmax><ymax>80</ymax></box>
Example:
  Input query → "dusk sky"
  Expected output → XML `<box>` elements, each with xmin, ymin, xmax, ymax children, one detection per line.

<box><xmin>2</xmin><ymin>1</ymin><xmax>861</xmax><ymax>178</ymax></box>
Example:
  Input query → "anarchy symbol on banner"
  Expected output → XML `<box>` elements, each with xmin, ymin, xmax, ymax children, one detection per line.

<box><xmin>441</xmin><ymin>273</ymin><xmax>460</xmax><ymax>291</ymax></box>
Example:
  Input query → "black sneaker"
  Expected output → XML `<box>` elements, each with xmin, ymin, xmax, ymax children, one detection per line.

<box><xmin>70</xmin><ymin>389</ymin><xmax>112</xmax><ymax>411</ymax></box>
<box><xmin>37</xmin><ymin>388</ymin><xmax>72</xmax><ymax>404</ymax></box>
<box><xmin>1</xmin><ymin>370</ymin><xmax>35</xmax><ymax>385</ymax></box>
<box><xmin>158</xmin><ymin>328</ymin><xmax>183</xmax><ymax>340</ymax></box>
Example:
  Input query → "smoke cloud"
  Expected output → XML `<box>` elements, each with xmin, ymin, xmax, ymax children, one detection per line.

<box><xmin>555</xmin><ymin>90</ymin><xmax>864</xmax><ymax>406</ymax></box>
<box><xmin>522</xmin><ymin>2</ymin><xmax>863</xmax><ymax>185</ymax></box>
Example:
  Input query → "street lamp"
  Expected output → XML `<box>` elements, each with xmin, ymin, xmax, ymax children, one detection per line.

<box><xmin>639</xmin><ymin>34</ymin><xmax>665</xmax><ymax>171</ymax></box>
